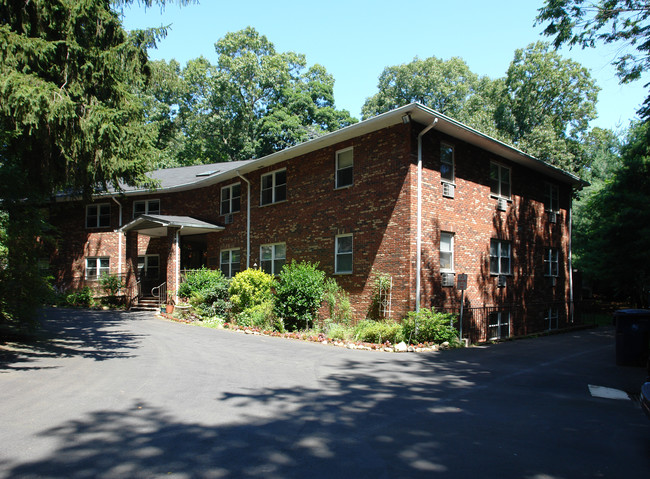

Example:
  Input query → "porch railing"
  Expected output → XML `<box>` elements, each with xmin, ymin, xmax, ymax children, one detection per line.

<box><xmin>151</xmin><ymin>282</ymin><xmax>167</xmax><ymax>311</ymax></box>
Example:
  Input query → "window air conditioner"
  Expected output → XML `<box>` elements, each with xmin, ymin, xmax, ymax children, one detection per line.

<box><xmin>224</xmin><ymin>214</ymin><xmax>234</xmax><ymax>225</ymax></box>
<box><xmin>497</xmin><ymin>198</ymin><xmax>507</xmax><ymax>211</ymax></box>
<box><xmin>497</xmin><ymin>275</ymin><xmax>507</xmax><ymax>288</ymax></box>
<box><xmin>548</xmin><ymin>211</ymin><xmax>557</xmax><ymax>224</ymax></box>
<box><xmin>441</xmin><ymin>272</ymin><xmax>455</xmax><ymax>287</ymax></box>
<box><xmin>442</xmin><ymin>182</ymin><xmax>455</xmax><ymax>198</ymax></box>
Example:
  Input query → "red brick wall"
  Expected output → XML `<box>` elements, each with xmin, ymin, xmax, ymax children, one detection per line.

<box><xmin>48</xmin><ymin>121</ymin><xmax>573</xmax><ymax>327</ymax></box>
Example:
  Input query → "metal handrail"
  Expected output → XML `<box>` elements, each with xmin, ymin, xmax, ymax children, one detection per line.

<box><xmin>151</xmin><ymin>282</ymin><xmax>167</xmax><ymax>310</ymax></box>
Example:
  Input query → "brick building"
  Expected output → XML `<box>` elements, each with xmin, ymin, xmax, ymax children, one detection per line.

<box><xmin>47</xmin><ymin>103</ymin><xmax>583</xmax><ymax>341</ymax></box>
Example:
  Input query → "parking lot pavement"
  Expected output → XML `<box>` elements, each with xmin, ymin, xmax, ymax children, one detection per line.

<box><xmin>1</xmin><ymin>308</ymin><xmax>649</xmax><ymax>478</ymax></box>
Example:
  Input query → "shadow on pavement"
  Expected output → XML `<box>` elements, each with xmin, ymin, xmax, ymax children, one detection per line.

<box><xmin>0</xmin><ymin>308</ymin><xmax>145</xmax><ymax>372</ymax></box>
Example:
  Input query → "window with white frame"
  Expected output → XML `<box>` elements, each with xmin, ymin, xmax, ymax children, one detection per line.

<box><xmin>490</xmin><ymin>239</ymin><xmax>511</xmax><ymax>275</ymax></box>
<box><xmin>335</xmin><ymin>234</ymin><xmax>353</xmax><ymax>274</ymax></box>
<box><xmin>221</xmin><ymin>183</ymin><xmax>241</xmax><ymax>215</ymax></box>
<box><xmin>488</xmin><ymin>311</ymin><xmax>510</xmax><ymax>340</ymax></box>
<box><xmin>545</xmin><ymin>308</ymin><xmax>559</xmax><ymax>330</ymax></box>
<box><xmin>137</xmin><ymin>255</ymin><xmax>160</xmax><ymax>280</ymax></box>
<box><xmin>489</xmin><ymin>162</ymin><xmax>511</xmax><ymax>199</ymax></box>
<box><xmin>440</xmin><ymin>144</ymin><xmax>454</xmax><ymax>183</ymax></box>
<box><xmin>85</xmin><ymin>257</ymin><xmax>110</xmax><ymax>280</ymax></box>
<box><xmin>335</xmin><ymin>148</ymin><xmax>354</xmax><ymax>189</ymax></box>
<box><xmin>86</xmin><ymin>203</ymin><xmax>111</xmax><ymax>228</ymax></box>
<box><xmin>260</xmin><ymin>169</ymin><xmax>287</xmax><ymax>206</ymax></box>
<box><xmin>261</xmin><ymin>243</ymin><xmax>286</xmax><ymax>275</ymax></box>
<box><xmin>220</xmin><ymin>249</ymin><xmax>241</xmax><ymax>278</ymax></box>
<box><xmin>544</xmin><ymin>182</ymin><xmax>559</xmax><ymax>212</ymax></box>
<box><xmin>544</xmin><ymin>248</ymin><xmax>559</xmax><ymax>277</ymax></box>
<box><xmin>133</xmin><ymin>199</ymin><xmax>160</xmax><ymax>218</ymax></box>
<box><xmin>440</xmin><ymin>232</ymin><xmax>454</xmax><ymax>272</ymax></box>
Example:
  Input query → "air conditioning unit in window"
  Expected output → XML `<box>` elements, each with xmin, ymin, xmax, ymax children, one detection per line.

<box><xmin>223</xmin><ymin>214</ymin><xmax>234</xmax><ymax>225</ymax></box>
<box><xmin>548</xmin><ymin>211</ymin><xmax>557</xmax><ymax>224</ymax></box>
<box><xmin>497</xmin><ymin>275</ymin><xmax>507</xmax><ymax>288</ymax></box>
<box><xmin>497</xmin><ymin>198</ymin><xmax>508</xmax><ymax>211</ymax></box>
<box><xmin>442</xmin><ymin>182</ymin><xmax>455</xmax><ymax>198</ymax></box>
<box><xmin>441</xmin><ymin>272</ymin><xmax>455</xmax><ymax>287</ymax></box>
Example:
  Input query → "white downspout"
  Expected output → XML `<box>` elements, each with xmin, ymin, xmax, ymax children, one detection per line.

<box><xmin>176</xmin><ymin>227</ymin><xmax>182</xmax><ymax>304</ymax></box>
<box><xmin>568</xmin><ymin>198</ymin><xmax>574</xmax><ymax>323</ymax></box>
<box><xmin>416</xmin><ymin>119</ymin><xmax>438</xmax><ymax>312</ymax></box>
<box><xmin>236</xmin><ymin>171</ymin><xmax>251</xmax><ymax>269</ymax></box>
<box><xmin>111</xmin><ymin>197</ymin><xmax>123</xmax><ymax>277</ymax></box>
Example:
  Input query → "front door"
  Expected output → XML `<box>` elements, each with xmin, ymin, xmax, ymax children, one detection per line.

<box><xmin>138</xmin><ymin>254</ymin><xmax>161</xmax><ymax>296</ymax></box>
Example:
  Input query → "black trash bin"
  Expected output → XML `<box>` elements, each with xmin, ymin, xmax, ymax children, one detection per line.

<box><xmin>614</xmin><ymin>309</ymin><xmax>650</xmax><ymax>366</ymax></box>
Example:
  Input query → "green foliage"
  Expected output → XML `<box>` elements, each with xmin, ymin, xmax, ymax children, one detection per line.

<box><xmin>229</xmin><ymin>268</ymin><xmax>275</xmax><ymax>314</ymax></box>
<box><xmin>353</xmin><ymin>320</ymin><xmax>403</xmax><ymax>344</ymax></box>
<box><xmin>537</xmin><ymin>0</ymin><xmax>650</xmax><ymax>117</ymax></box>
<box><xmin>151</xmin><ymin>27</ymin><xmax>357</xmax><ymax>166</ymax></box>
<box><xmin>98</xmin><ymin>274</ymin><xmax>125</xmax><ymax>297</ymax></box>
<box><xmin>575</xmin><ymin>121</ymin><xmax>650</xmax><ymax>305</ymax></box>
<box><xmin>402</xmin><ymin>309</ymin><xmax>459</xmax><ymax>344</ymax></box>
<box><xmin>178</xmin><ymin>268</ymin><xmax>230</xmax><ymax>318</ymax></box>
<box><xmin>274</xmin><ymin>261</ymin><xmax>326</xmax><ymax>331</ymax></box>
<box><xmin>235</xmin><ymin>301</ymin><xmax>283</xmax><ymax>332</ymax></box>
<box><xmin>325</xmin><ymin>322</ymin><xmax>353</xmax><ymax>341</ymax></box>
<box><xmin>322</xmin><ymin>278</ymin><xmax>352</xmax><ymax>324</ymax></box>
<box><xmin>65</xmin><ymin>287</ymin><xmax>95</xmax><ymax>308</ymax></box>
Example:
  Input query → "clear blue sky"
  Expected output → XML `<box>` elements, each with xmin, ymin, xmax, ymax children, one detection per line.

<box><xmin>120</xmin><ymin>0</ymin><xmax>646</xmax><ymax>133</ymax></box>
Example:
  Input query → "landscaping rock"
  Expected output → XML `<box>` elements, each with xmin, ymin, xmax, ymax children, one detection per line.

<box><xmin>394</xmin><ymin>341</ymin><xmax>408</xmax><ymax>352</ymax></box>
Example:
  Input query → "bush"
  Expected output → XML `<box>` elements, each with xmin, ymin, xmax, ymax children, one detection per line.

<box><xmin>98</xmin><ymin>273</ymin><xmax>124</xmax><ymax>297</ymax></box>
<box><xmin>235</xmin><ymin>300</ymin><xmax>283</xmax><ymax>332</ymax></box>
<box><xmin>274</xmin><ymin>261</ymin><xmax>326</xmax><ymax>331</ymax></box>
<box><xmin>178</xmin><ymin>268</ymin><xmax>230</xmax><ymax>319</ymax></box>
<box><xmin>353</xmin><ymin>319</ymin><xmax>403</xmax><ymax>344</ymax></box>
<box><xmin>323</xmin><ymin>278</ymin><xmax>353</xmax><ymax>324</ymax></box>
<box><xmin>325</xmin><ymin>322</ymin><xmax>353</xmax><ymax>341</ymax></box>
<box><xmin>229</xmin><ymin>268</ymin><xmax>275</xmax><ymax>313</ymax></box>
<box><xmin>65</xmin><ymin>286</ymin><xmax>94</xmax><ymax>307</ymax></box>
<box><xmin>402</xmin><ymin>308</ymin><xmax>459</xmax><ymax>344</ymax></box>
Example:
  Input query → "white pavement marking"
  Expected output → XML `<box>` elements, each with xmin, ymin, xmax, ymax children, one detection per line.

<box><xmin>588</xmin><ymin>384</ymin><xmax>630</xmax><ymax>400</ymax></box>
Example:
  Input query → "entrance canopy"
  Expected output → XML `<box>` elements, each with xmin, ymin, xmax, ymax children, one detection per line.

<box><xmin>118</xmin><ymin>214</ymin><xmax>224</xmax><ymax>237</ymax></box>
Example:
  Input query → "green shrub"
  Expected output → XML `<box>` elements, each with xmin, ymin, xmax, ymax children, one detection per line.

<box><xmin>65</xmin><ymin>286</ymin><xmax>94</xmax><ymax>307</ymax></box>
<box><xmin>326</xmin><ymin>322</ymin><xmax>354</xmax><ymax>341</ymax></box>
<box><xmin>179</xmin><ymin>268</ymin><xmax>230</xmax><ymax>319</ymax></box>
<box><xmin>402</xmin><ymin>308</ymin><xmax>459</xmax><ymax>344</ymax></box>
<box><xmin>235</xmin><ymin>300</ymin><xmax>283</xmax><ymax>331</ymax></box>
<box><xmin>229</xmin><ymin>268</ymin><xmax>275</xmax><ymax>313</ymax></box>
<box><xmin>274</xmin><ymin>261</ymin><xmax>326</xmax><ymax>331</ymax></box>
<box><xmin>98</xmin><ymin>273</ymin><xmax>124</xmax><ymax>297</ymax></box>
<box><xmin>353</xmin><ymin>319</ymin><xmax>403</xmax><ymax>344</ymax></box>
<box><xmin>323</xmin><ymin>278</ymin><xmax>353</xmax><ymax>324</ymax></box>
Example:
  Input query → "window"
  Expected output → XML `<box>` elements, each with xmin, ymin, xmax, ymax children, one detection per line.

<box><xmin>85</xmin><ymin>257</ymin><xmax>109</xmax><ymax>280</ymax></box>
<box><xmin>544</xmin><ymin>248</ymin><xmax>559</xmax><ymax>277</ymax></box>
<box><xmin>490</xmin><ymin>239</ymin><xmax>511</xmax><ymax>275</ymax></box>
<box><xmin>440</xmin><ymin>232</ymin><xmax>454</xmax><ymax>272</ymax></box>
<box><xmin>335</xmin><ymin>234</ymin><xmax>353</xmax><ymax>274</ymax></box>
<box><xmin>546</xmin><ymin>308</ymin><xmax>559</xmax><ymax>330</ymax></box>
<box><xmin>490</xmin><ymin>162</ymin><xmax>511</xmax><ymax>199</ymax></box>
<box><xmin>137</xmin><ymin>255</ymin><xmax>160</xmax><ymax>280</ymax></box>
<box><xmin>336</xmin><ymin>148</ymin><xmax>354</xmax><ymax>188</ymax></box>
<box><xmin>220</xmin><ymin>249</ymin><xmax>241</xmax><ymax>278</ymax></box>
<box><xmin>545</xmin><ymin>183</ymin><xmax>559</xmax><ymax>212</ymax></box>
<box><xmin>261</xmin><ymin>169</ymin><xmax>287</xmax><ymax>206</ymax></box>
<box><xmin>86</xmin><ymin>204</ymin><xmax>111</xmax><ymax>228</ymax></box>
<box><xmin>133</xmin><ymin>199</ymin><xmax>160</xmax><ymax>218</ymax></box>
<box><xmin>221</xmin><ymin>183</ymin><xmax>241</xmax><ymax>215</ymax></box>
<box><xmin>261</xmin><ymin>243</ymin><xmax>286</xmax><ymax>275</ymax></box>
<box><xmin>488</xmin><ymin>311</ymin><xmax>510</xmax><ymax>340</ymax></box>
<box><xmin>440</xmin><ymin>144</ymin><xmax>454</xmax><ymax>183</ymax></box>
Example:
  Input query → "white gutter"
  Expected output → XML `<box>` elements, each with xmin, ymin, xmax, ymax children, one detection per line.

<box><xmin>111</xmin><ymin>197</ymin><xmax>123</xmax><ymax>277</ymax></box>
<box><xmin>236</xmin><ymin>171</ymin><xmax>251</xmax><ymax>269</ymax></box>
<box><xmin>416</xmin><ymin>119</ymin><xmax>438</xmax><ymax>312</ymax></box>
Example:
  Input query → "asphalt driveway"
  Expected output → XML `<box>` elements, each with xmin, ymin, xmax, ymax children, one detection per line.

<box><xmin>1</xmin><ymin>308</ymin><xmax>648</xmax><ymax>478</ymax></box>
